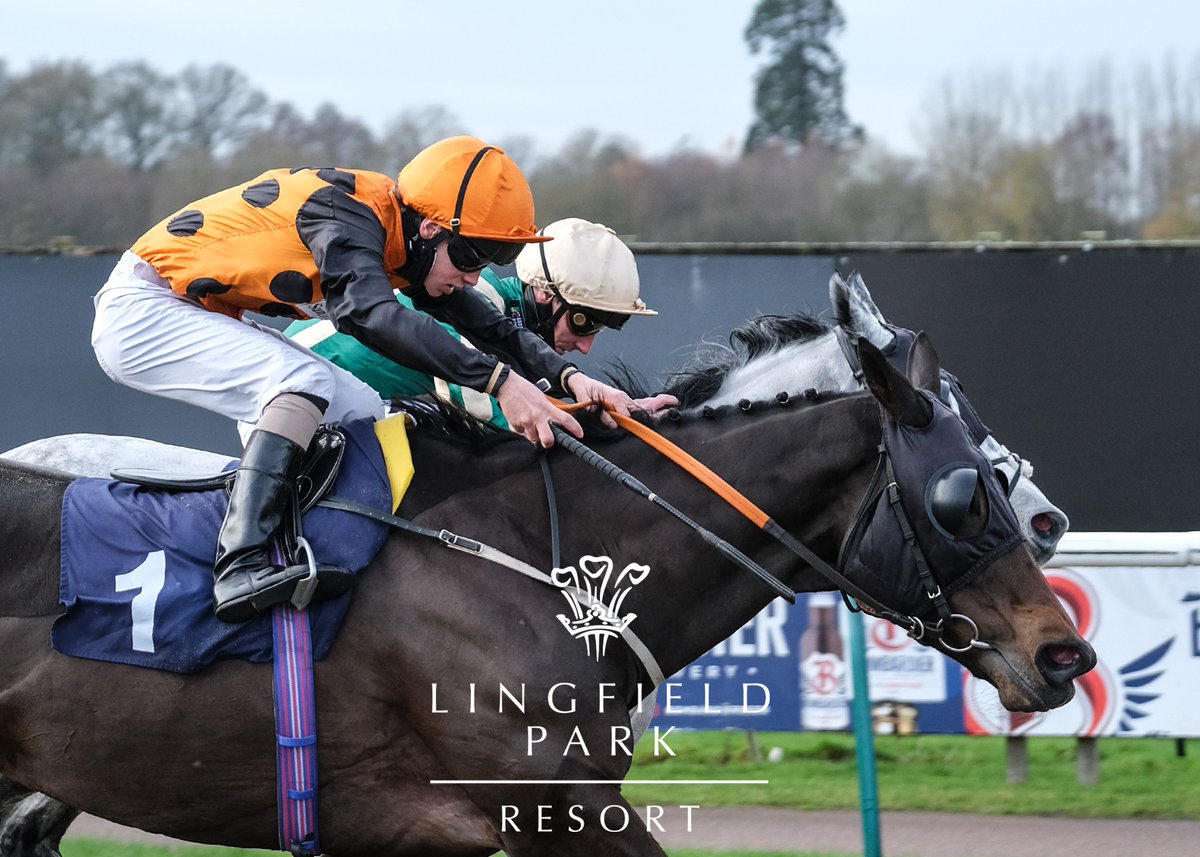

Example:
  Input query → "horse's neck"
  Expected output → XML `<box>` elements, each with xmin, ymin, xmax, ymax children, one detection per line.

<box><xmin>550</xmin><ymin>395</ymin><xmax>881</xmax><ymax>678</ymax></box>
<box><xmin>702</xmin><ymin>333</ymin><xmax>860</xmax><ymax>409</ymax></box>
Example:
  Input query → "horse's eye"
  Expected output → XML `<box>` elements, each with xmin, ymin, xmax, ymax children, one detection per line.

<box><xmin>994</xmin><ymin>467</ymin><xmax>1010</xmax><ymax>496</ymax></box>
<box><xmin>926</xmin><ymin>465</ymin><xmax>988</xmax><ymax>540</ymax></box>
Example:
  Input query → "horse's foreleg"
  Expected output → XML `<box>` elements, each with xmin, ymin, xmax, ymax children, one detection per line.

<box><xmin>0</xmin><ymin>794</ymin><xmax>80</xmax><ymax>857</ymax></box>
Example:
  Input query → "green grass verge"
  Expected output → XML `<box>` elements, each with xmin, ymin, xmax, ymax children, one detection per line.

<box><xmin>58</xmin><ymin>733</ymin><xmax>1194</xmax><ymax>856</ymax></box>
<box><xmin>61</xmin><ymin>842</ymin><xmax>267</xmax><ymax>857</ymax></box>
<box><xmin>624</xmin><ymin>731</ymin><xmax>1198</xmax><ymax>819</ymax></box>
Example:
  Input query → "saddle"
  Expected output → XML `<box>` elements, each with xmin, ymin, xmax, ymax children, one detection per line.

<box><xmin>54</xmin><ymin>420</ymin><xmax>394</xmax><ymax>673</ymax></box>
<box><xmin>111</xmin><ymin>426</ymin><xmax>347</xmax><ymax>514</ymax></box>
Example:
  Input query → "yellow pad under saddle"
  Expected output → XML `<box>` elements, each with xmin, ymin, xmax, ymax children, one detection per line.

<box><xmin>373</xmin><ymin>413</ymin><xmax>416</xmax><ymax>512</ymax></box>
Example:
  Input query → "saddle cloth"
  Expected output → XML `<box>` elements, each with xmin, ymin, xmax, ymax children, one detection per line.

<box><xmin>52</xmin><ymin>416</ymin><xmax>410</xmax><ymax>673</ymax></box>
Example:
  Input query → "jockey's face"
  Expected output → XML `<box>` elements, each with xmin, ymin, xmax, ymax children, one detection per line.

<box><xmin>530</xmin><ymin>289</ymin><xmax>599</xmax><ymax>355</ymax></box>
<box><xmin>423</xmin><ymin>242</ymin><xmax>481</xmax><ymax>297</ymax></box>
<box><xmin>549</xmin><ymin>297</ymin><xmax>598</xmax><ymax>355</ymax></box>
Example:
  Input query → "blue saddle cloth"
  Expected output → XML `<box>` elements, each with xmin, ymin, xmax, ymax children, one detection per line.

<box><xmin>52</xmin><ymin>419</ymin><xmax>392</xmax><ymax>673</ymax></box>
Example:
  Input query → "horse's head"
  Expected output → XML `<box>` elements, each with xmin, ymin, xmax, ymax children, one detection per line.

<box><xmin>843</xmin><ymin>334</ymin><xmax>1095</xmax><ymax>711</ymax></box>
<box><xmin>831</xmin><ymin>270</ymin><xmax>1069</xmax><ymax>564</ymax></box>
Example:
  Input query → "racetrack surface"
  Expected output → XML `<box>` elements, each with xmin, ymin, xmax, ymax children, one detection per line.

<box><xmin>66</xmin><ymin>807</ymin><xmax>1200</xmax><ymax>856</ymax></box>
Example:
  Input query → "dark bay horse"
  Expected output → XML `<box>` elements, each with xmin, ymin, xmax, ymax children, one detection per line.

<box><xmin>0</xmin><ymin>334</ymin><xmax>1093</xmax><ymax>856</ymax></box>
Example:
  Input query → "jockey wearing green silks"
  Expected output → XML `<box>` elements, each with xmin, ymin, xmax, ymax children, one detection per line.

<box><xmin>284</xmin><ymin>218</ymin><xmax>671</xmax><ymax>429</ymax></box>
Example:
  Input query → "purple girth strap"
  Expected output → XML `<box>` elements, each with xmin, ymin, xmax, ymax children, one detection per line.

<box><xmin>271</xmin><ymin>535</ymin><xmax>320</xmax><ymax>857</ymax></box>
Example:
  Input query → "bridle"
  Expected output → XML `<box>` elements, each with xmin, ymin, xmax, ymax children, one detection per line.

<box><xmin>552</xmin><ymin>395</ymin><xmax>1011</xmax><ymax>655</ymax></box>
<box><xmin>831</xmin><ymin>409</ymin><xmax>1002</xmax><ymax>653</ymax></box>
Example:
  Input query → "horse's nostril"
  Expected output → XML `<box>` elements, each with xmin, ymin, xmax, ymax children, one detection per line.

<box><xmin>1037</xmin><ymin>641</ymin><xmax>1097</xmax><ymax>685</ymax></box>
<box><xmin>1046</xmin><ymin>645</ymin><xmax>1078</xmax><ymax>667</ymax></box>
<box><xmin>1031</xmin><ymin>513</ymin><xmax>1056</xmax><ymax>536</ymax></box>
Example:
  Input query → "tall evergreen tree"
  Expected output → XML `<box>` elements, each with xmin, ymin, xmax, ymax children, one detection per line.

<box><xmin>743</xmin><ymin>0</ymin><xmax>861</xmax><ymax>152</ymax></box>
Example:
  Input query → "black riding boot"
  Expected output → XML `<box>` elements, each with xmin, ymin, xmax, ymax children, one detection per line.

<box><xmin>212</xmin><ymin>429</ymin><xmax>354</xmax><ymax>623</ymax></box>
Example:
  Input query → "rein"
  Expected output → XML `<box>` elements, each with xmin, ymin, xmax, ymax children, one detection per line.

<box><xmin>557</xmin><ymin>399</ymin><xmax>993</xmax><ymax>654</ymax></box>
<box><xmin>547</xmin><ymin>425</ymin><xmax>794</xmax><ymax>603</ymax></box>
<box><xmin>315</xmin><ymin>494</ymin><xmax>667</xmax><ymax>686</ymax></box>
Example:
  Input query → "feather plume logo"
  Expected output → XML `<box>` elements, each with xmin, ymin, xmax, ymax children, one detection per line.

<box><xmin>551</xmin><ymin>555</ymin><xmax>650</xmax><ymax>659</ymax></box>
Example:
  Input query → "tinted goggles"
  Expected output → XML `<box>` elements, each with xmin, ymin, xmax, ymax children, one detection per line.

<box><xmin>446</xmin><ymin>234</ymin><xmax>523</xmax><ymax>272</ymax></box>
<box><xmin>565</xmin><ymin>304</ymin><xmax>631</xmax><ymax>336</ymax></box>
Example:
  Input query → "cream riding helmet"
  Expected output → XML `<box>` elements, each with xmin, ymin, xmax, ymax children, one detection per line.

<box><xmin>515</xmin><ymin>218</ymin><xmax>656</xmax><ymax>341</ymax></box>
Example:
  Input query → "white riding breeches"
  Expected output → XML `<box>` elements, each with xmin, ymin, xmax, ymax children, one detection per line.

<box><xmin>92</xmin><ymin>252</ymin><xmax>388</xmax><ymax>441</ymax></box>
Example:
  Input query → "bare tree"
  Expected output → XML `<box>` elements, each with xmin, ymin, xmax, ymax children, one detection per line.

<box><xmin>838</xmin><ymin>144</ymin><xmax>933</xmax><ymax>241</ymax></box>
<box><xmin>920</xmin><ymin>78</ymin><xmax>1013</xmax><ymax>239</ymax></box>
<box><xmin>1049</xmin><ymin>111</ymin><xmax>1130</xmax><ymax>235</ymax></box>
<box><xmin>176</xmin><ymin>63</ymin><xmax>269</xmax><ymax>158</ymax></box>
<box><xmin>378</xmin><ymin>105</ymin><xmax>467</xmax><ymax>175</ymax></box>
<box><xmin>0</xmin><ymin>60</ymin><xmax>18</xmax><ymax>168</ymax></box>
<box><xmin>303</xmin><ymin>102</ymin><xmax>378</xmax><ymax>167</ymax></box>
<box><xmin>527</xmin><ymin>130</ymin><xmax>640</xmax><ymax>232</ymax></box>
<box><xmin>225</xmin><ymin>103</ymin><xmax>315</xmax><ymax>176</ymax></box>
<box><xmin>6</xmin><ymin>61</ymin><xmax>103</xmax><ymax>175</ymax></box>
<box><xmin>99</xmin><ymin>62</ymin><xmax>179</xmax><ymax>171</ymax></box>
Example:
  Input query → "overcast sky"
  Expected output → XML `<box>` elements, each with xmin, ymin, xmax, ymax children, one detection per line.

<box><xmin>5</xmin><ymin>0</ymin><xmax>1197</xmax><ymax>158</ymax></box>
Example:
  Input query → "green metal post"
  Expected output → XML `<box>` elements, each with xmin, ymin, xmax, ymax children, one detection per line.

<box><xmin>846</xmin><ymin>607</ymin><xmax>882</xmax><ymax>857</ymax></box>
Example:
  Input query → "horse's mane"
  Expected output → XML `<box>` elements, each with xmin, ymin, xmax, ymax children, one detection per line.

<box><xmin>398</xmin><ymin>312</ymin><xmax>833</xmax><ymax>445</ymax></box>
<box><xmin>646</xmin><ymin>313</ymin><xmax>831</xmax><ymax>408</ymax></box>
<box><xmin>391</xmin><ymin>397</ymin><xmax>513</xmax><ymax>449</ymax></box>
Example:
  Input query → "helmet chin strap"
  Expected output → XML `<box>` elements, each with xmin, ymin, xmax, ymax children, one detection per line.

<box><xmin>524</xmin><ymin>235</ymin><xmax>571</xmax><ymax>347</ymax></box>
<box><xmin>523</xmin><ymin>282</ymin><xmax>566</xmax><ymax>348</ymax></box>
<box><xmin>396</xmin><ymin>207</ymin><xmax>446</xmax><ymax>289</ymax></box>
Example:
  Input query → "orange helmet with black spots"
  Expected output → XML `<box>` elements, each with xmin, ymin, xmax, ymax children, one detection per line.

<box><xmin>396</xmin><ymin>136</ymin><xmax>551</xmax><ymax>244</ymax></box>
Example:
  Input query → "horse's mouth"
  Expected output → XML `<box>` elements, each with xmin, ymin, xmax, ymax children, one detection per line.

<box><xmin>969</xmin><ymin>646</ymin><xmax>1080</xmax><ymax>713</ymax></box>
<box><xmin>1029</xmin><ymin>541</ymin><xmax>1057</xmax><ymax>567</ymax></box>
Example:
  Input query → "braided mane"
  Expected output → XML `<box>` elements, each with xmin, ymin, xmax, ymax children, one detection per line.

<box><xmin>661</xmin><ymin>313</ymin><xmax>830</xmax><ymax>408</ymax></box>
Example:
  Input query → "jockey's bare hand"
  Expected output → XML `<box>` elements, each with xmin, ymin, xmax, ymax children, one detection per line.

<box><xmin>631</xmin><ymin>393</ymin><xmax>680</xmax><ymax>417</ymax></box>
<box><xmin>566</xmin><ymin>373</ymin><xmax>678</xmax><ymax>427</ymax></box>
<box><xmin>496</xmin><ymin>374</ymin><xmax>582</xmax><ymax>447</ymax></box>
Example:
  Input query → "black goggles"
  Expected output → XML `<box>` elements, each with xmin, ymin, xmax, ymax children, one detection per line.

<box><xmin>564</xmin><ymin>304</ymin><xmax>631</xmax><ymax>336</ymax></box>
<box><xmin>445</xmin><ymin>234</ymin><xmax>523</xmax><ymax>272</ymax></box>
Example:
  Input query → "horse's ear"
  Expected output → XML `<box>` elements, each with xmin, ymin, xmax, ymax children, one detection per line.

<box><xmin>831</xmin><ymin>271</ymin><xmax>894</xmax><ymax>350</ymax></box>
<box><xmin>906</xmin><ymin>331</ymin><xmax>941</xmax><ymax>394</ymax></box>
<box><xmin>858</xmin><ymin>338</ymin><xmax>933</xmax><ymax>427</ymax></box>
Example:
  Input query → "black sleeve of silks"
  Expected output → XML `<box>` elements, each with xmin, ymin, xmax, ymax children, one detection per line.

<box><xmin>297</xmin><ymin>186</ymin><xmax>507</xmax><ymax>392</ymax></box>
<box><xmin>410</xmin><ymin>285</ymin><xmax>573</xmax><ymax>392</ymax></box>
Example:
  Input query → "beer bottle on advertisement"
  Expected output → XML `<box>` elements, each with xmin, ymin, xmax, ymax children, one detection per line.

<box><xmin>799</xmin><ymin>592</ymin><xmax>850</xmax><ymax>730</ymax></box>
